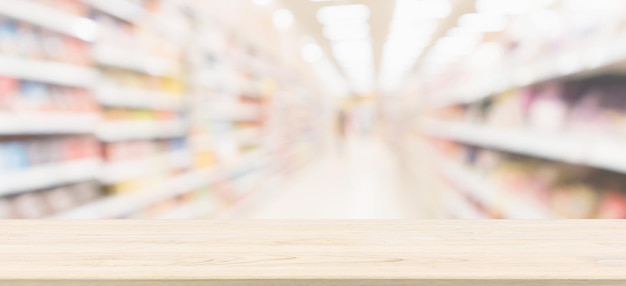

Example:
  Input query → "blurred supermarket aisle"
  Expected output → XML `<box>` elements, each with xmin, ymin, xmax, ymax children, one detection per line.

<box><xmin>220</xmin><ymin>136</ymin><xmax>424</xmax><ymax>219</ymax></box>
<box><xmin>3</xmin><ymin>0</ymin><xmax>626</xmax><ymax>220</ymax></box>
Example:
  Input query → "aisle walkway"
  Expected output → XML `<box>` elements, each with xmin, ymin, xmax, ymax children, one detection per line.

<box><xmin>230</xmin><ymin>136</ymin><xmax>430</xmax><ymax>219</ymax></box>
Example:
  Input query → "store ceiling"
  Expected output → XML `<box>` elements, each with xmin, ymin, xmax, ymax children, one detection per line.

<box><xmin>281</xmin><ymin>0</ymin><xmax>473</xmax><ymax>95</ymax></box>
<box><xmin>281</xmin><ymin>0</ymin><xmax>394</xmax><ymax>92</ymax></box>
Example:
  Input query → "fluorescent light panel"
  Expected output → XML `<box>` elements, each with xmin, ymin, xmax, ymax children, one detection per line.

<box><xmin>395</xmin><ymin>0</ymin><xmax>452</xmax><ymax>19</ymax></box>
<box><xmin>458</xmin><ymin>13</ymin><xmax>508</xmax><ymax>32</ymax></box>
<box><xmin>323</xmin><ymin>24</ymin><xmax>370</xmax><ymax>41</ymax></box>
<box><xmin>379</xmin><ymin>0</ymin><xmax>451</xmax><ymax>92</ymax></box>
<box><xmin>317</xmin><ymin>4</ymin><xmax>370</xmax><ymax>25</ymax></box>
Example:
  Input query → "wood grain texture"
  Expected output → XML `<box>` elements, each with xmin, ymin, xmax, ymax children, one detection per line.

<box><xmin>0</xmin><ymin>221</ymin><xmax>625</xmax><ymax>285</ymax></box>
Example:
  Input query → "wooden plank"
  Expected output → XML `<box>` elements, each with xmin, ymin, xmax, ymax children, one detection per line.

<box><xmin>0</xmin><ymin>221</ymin><xmax>625</xmax><ymax>285</ymax></box>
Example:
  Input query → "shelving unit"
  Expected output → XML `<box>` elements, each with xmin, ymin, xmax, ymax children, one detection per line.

<box><xmin>403</xmin><ymin>0</ymin><xmax>626</xmax><ymax>219</ymax></box>
<box><xmin>95</xmin><ymin>88</ymin><xmax>184</xmax><ymax>110</ymax></box>
<box><xmin>52</xmin><ymin>168</ymin><xmax>218</xmax><ymax>219</ymax></box>
<box><xmin>0</xmin><ymin>113</ymin><xmax>99</xmax><ymax>134</ymax></box>
<box><xmin>438</xmin><ymin>158</ymin><xmax>556</xmax><ymax>219</ymax></box>
<box><xmin>0</xmin><ymin>0</ymin><xmax>103</xmax><ymax>219</ymax></box>
<box><xmin>422</xmin><ymin>120</ymin><xmax>626</xmax><ymax>174</ymax></box>
<box><xmin>81</xmin><ymin>0</ymin><xmax>142</xmax><ymax>24</ymax></box>
<box><xmin>0</xmin><ymin>159</ymin><xmax>100</xmax><ymax>197</ymax></box>
<box><xmin>0</xmin><ymin>0</ymin><xmax>325</xmax><ymax>219</ymax></box>
<box><xmin>442</xmin><ymin>189</ymin><xmax>487</xmax><ymax>219</ymax></box>
<box><xmin>429</xmin><ymin>37</ymin><xmax>626</xmax><ymax>109</ymax></box>
<box><xmin>0</xmin><ymin>0</ymin><xmax>97</xmax><ymax>41</ymax></box>
<box><xmin>97</xmin><ymin>120</ymin><xmax>187</xmax><ymax>142</ymax></box>
<box><xmin>0</xmin><ymin>54</ymin><xmax>97</xmax><ymax>88</ymax></box>
<box><xmin>99</xmin><ymin>149</ymin><xmax>191</xmax><ymax>185</ymax></box>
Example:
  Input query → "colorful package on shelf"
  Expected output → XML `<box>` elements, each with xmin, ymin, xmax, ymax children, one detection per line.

<box><xmin>0</xmin><ymin>136</ymin><xmax>99</xmax><ymax>172</ymax></box>
<box><xmin>0</xmin><ymin>181</ymin><xmax>103</xmax><ymax>219</ymax></box>
<box><xmin>0</xmin><ymin>16</ymin><xmax>89</xmax><ymax>65</ymax></box>
<box><xmin>31</xmin><ymin>0</ymin><xmax>88</xmax><ymax>16</ymax></box>
<box><xmin>0</xmin><ymin>77</ymin><xmax>18</xmax><ymax>111</ymax></box>
<box><xmin>597</xmin><ymin>190</ymin><xmax>626</xmax><ymax>219</ymax></box>
<box><xmin>6</xmin><ymin>81</ymin><xmax>98</xmax><ymax>113</ymax></box>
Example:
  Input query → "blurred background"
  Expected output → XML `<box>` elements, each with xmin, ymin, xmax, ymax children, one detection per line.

<box><xmin>0</xmin><ymin>0</ymin><xmax>625</xmax><ymax>219</ymax></box>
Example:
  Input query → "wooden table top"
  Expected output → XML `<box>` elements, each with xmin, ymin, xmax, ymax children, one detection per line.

<box><xmin>0</xmin><ymin>220</ymin><xmax>625</xmax><ymax>285</ymax></box>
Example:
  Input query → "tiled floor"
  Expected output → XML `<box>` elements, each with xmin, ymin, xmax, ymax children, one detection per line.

<box><xmin>231</xmin><ymin>136</ymin><xmax>435</xmax><ymax>219</ymax></box>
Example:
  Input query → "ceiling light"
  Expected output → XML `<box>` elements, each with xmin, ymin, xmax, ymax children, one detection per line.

<box><xmin>394</xmin><ymin>0</ymin><xmax>452</xmax><ymax>19</ymax></box>
<box><xmin>301</xmin><ymin>42</ymin><xmax>324</xmax><ymax>63</ymax></box>
<box><xmin>323</xmin><ymin>24</ymin><xmax>371</xmax><ymax>41</ymax></box>
<box><xmin>251</xmin><ymin>0</ymin><xmax>273</xmax><ymax>6</ymax></box>
<box><xmin>332</xmin><ymin>40</ymin><xmax>372</xmax><ymax>57</ymax></box>
<box><xmin>436</xmin><ymin>34</ymin><xmax>482</xmax><ymax>48</ymax></box>
<box><xmin>317</xmin><ymin>4</ymin><xmax>370</xmax><ymax>25</ymax></box>
<box><xmin>273</xmin><ymin>9</ymin><xmax>294</xmax><ymax>30</ymax></box>
<box><xmin>446</xmin><ymin>26</ymin><xmax>482</xmax><ymax>38</ymax></box>
<box><xmin>458</xmin><ymin>13</ymin><xmax>508</xmax><ymax>32</ymax></box>
<box><xmin>562</xmin><ymin>0</ymin><xmax>620</xmax><ymax>12</ymax></box>
<box><xmin>475</xmin><ymin>0</ymin><xmax>531</xmax><ymax>14</ymax></box>
<box><xmin>529</xmin><ymin>9</ymin><xmax>561</xmax><ymax>37</ymax></box>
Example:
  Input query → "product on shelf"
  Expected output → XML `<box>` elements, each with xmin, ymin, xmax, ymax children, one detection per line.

<box><xmin>102</xmin><ymin>138</ymin><xmax>187</xmax><ymax>163</ymax></box>
<box><xmin>102</xmin><ymin>108</ymin><xmax>176</xmax><ymax>121</ymax></box>
<box><xmin>597</xmin><ymin>190</ymin><xmax>626</xmax><ymax>219</ymax></box>
<box><xmin>432</xmin><ymin>139</ymin><xmax>626</xmax><ymax>219</ymax></box>
<box><xmin>0</xmin><ymin>16</ymin><xmax>90</xmax><ymax>65</ymax></box>
<box><xmin>0</xmin><ymin>136</ymin><xmax>99</xmax><ymax>171</ymax></box>
<box><xmin>0</xmin><ymin>0</ymin><xmax>324</xmax><ymax>220</ymax></box>
<box><xmin>31</xmin><ymin>0</ymin><xmax>88</xmax><ymax>16</ymax></box>
<box><xmin>0</xmin><ymin>181</ymin><xmax>102</xmax><ymax>219</ymax></box>
<box><xmin>2</xmin><ymin>80</ymin><xmax>98</xmax><ymax>113</ymax></box>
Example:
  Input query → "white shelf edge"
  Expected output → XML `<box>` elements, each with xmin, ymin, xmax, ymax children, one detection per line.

<box><xmin>0</xmin><ymin>0</ymin><xmax>97</xmax><ymax>41</ymax></box>
<box><xmin>0</xmin><ymin>55</ymin><xmax>97</xmax><ymax>87</ymax></box>
<box><xmin>93</xmin><ymin>45</ymin><xmax>181</xmax><ymax>76</ymax></box>
<box><xmin>0</xmin><ymin>159</ymin><xmax>101</xmax><ymax>197</ymax></box>
<box><xmin>97</xmin><ymin>120</ymin><xmax>187</xmax><ymax>142</ymax></box>
<box><xmin>428</xmin><ymin>38</ymin><xmax>626</xmax><ymax>109</ymax></box>
<box><xmin>52</xmin><ymin>152</ymin><xmax>273</xmax><ymax>219</ymax></box>
<box><xmin>443</xmin><ymin>190</ymin><xmax>487</xmax><ymax>219</ymax></box>
<box><xmin>95</xmin><ymin>88</ymin><xmax>184</xmax><ymax>111</ymax></box>
<box><xmin>423</xmin><ymin>120</ymin><xmax>626</xmax><ymax>174</ymax></box>
<box><xmin>156</xmin><ymin>199</ymin><xmax>218</xmax><ymax>219</ymax></box>
<box><xmin>99</xmin><ymin>150</ymin><xmax>192</xmax><ymax>185</ymax></box>
<box><xmin>0</xmin><ymin>113</ymin><xmax>99</xmax><ymax>135</ymax></box>
<box><xmin>51</xmin><ymin>168</ymin><xmax>218</xmax><ymax>219</ymax></box>
<box><xmin>82</xmin><ymin>0</ymin><xmax>143</xmax><ymax>23</ymax></box>
<box><xmin>439</xmin><ymin>160</ymin><xmax>555</xmax><ymax>219</ymax></box>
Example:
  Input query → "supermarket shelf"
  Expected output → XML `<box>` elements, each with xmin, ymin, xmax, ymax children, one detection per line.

<box><xmin>93</xmin><ymin>45</ymin><xmax>180</xmax><ymax>76</ymax></box>
<box><xmin>0</xmin><ymin>113</ymin><xmax>99</xmax><ymax>135</ymax></box>
<box><xmin>423</xmin><ymin>120</ymin><xmax>626</xmax><ymax>174</ymax></box>
<box><xmin>443</xmin><ymin>190</ymin><xmax>487</xmax><ymax>219</ymax></box>
<box><xmin>0</xmin><ymin>55</ymin><xmax>97</xmax><ymax>88</ymax></box>
<box><xmin>0</xmin><ymin>159</ymin><xmax>101</xmax><ymax>197</ymax></box>
<box><xmin>234</xmin><ymin>127</ymin><xmax>262</xmax><ymax>144</ymax></box>
<box><xmin>99</xmin><ymin>150</ymin><xmax>192</xmax><ymax>185</ymax></box>
<box><xmin>98</xmin><ymin>120</ymin><xmax>187</xmax><ymax>141</ymax></box>
<box><xmin>431</xmin><ymin>38</ymin><xmax>626</xmax><ymax>108</ymax></box>
<box><xmin>202</xmin><ymin>103</ymin><xmax>262</xmax><ymax>122</ymax></box>
<box><xmin>0</xmin><ymin>0</ymin><xmax>97</xmax><ymax>41</ymax></box>
<box><xmin>157</xmin><ymin>200</ymin><xmax>218</xmax><ymax>219</ymax></box>
<box><xmin>439</xmin><ymin>159</ymin><xmax>555</xmax><ymax>219</ymax></box>
<box><xmin>87</xmin><ymin>153</ymin><xmax>270</xmax><ymax>218</ymax></box>
<box><xmin>95</xmin><ymin>87</ymin><xmax>184</xmax><ymax>110</ymax></box>
<box><xmin>82</xmin><ymin>0</ymin><xmax>143</xmax><ymax>23</ymax></box>
<box><xmin>53</xmin><ymin>168</ymin><xmax>218</xmax><ymax>219</ymax></box>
